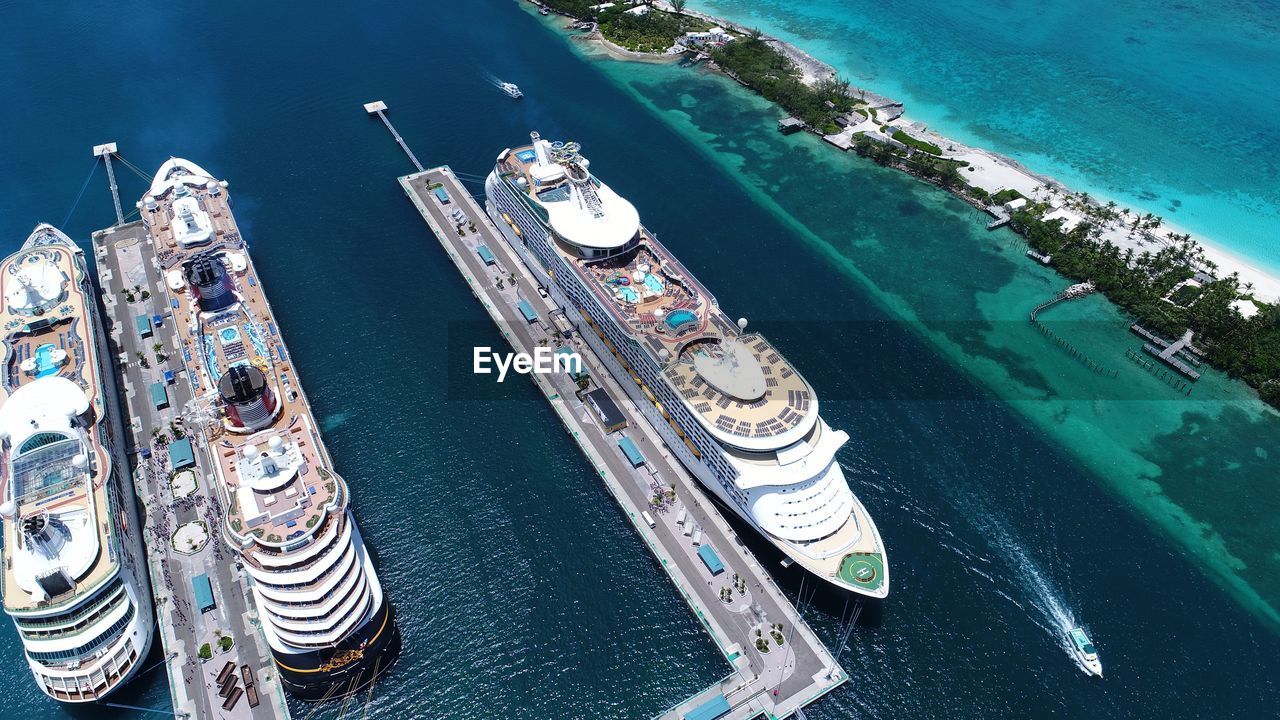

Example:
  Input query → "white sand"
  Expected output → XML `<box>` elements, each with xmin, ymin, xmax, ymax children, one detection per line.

<box><xmin>897</xmin><ymin>121</ymin><xmax>1280</xmax><ymax>301</ymax></box>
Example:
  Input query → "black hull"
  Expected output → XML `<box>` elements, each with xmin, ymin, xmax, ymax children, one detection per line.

<box><xmin>274</xmin><ymin>595</ymin><xmax>402</xmax><ymax>702</ymax></box>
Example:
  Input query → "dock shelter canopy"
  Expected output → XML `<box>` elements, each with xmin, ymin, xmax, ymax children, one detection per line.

<box><xmin>618</xmin><ymin>436</ymin><xmax>645</xmax><ymax>467</ymax></box>
<box><xmin>135</xmin><ymin>314</ymin><xmax>153</xmax><ymax>338</ymax></box>
<box><xmin>516</xmin><ymin>299</ymin><xmax>538</xmax><ymax>323</ymax></box>
<box><xmin>192</xmin><ymin>573</ymin><xmax>215</xmax><ymax>612</ymax></box>
<box><xmin>697</xmin><ymin>544</ymin><xmax>725</xmax><ymax>575</ymax></box>
<box><xmin>476</xmin><ymin>244</ymin><xmax>496</xmax><ymax>265</ymax></box>
<box><xmin>149</xmin><ymin>381</ymin><xmax>169</xmax><ymax>410</ymax></box>
<box><xmin>684</xmin><ymin>693</ymin><xmax>731</xmax><ymax>720</ymax></box>
<box><xmin>168</xmin><ymin>437</ymin><xmax>195</xmax><ymax>470</ymax></box>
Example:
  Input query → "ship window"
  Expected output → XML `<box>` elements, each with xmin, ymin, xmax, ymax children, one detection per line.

<box><xmin>18</xmin><ymin>431</ymin><xmax>70</xmax><ymax>455</ymax></box>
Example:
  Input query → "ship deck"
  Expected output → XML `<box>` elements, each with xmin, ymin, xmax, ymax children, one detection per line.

<box><xmin>500</xmin><ymin>147</ymin><xmax>816</xmax><ymax>447</ymax></box>
<box><xmin>146</xmin><ymin>176</ymin><xmax>341</xmax><ymax>556</ymax></box>
<box><xmin>0</xmin><ymin>236</ymin><xmax>118</xmax><ymax>613</ymax></box>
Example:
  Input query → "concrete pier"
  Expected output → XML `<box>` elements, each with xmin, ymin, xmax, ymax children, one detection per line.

<box><xmin>398</xmin><ymin>165</ymin><xmax>847</xmax><ymax>720</ymax></box>
<box><xmin>93</xmin><ymin>222</ymin><xmax>292</xmax><ymax>720</ymax></box>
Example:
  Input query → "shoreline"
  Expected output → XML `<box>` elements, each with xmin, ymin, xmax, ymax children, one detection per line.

<box><xmin>548</xmin><ymin>0</ymin><xmax>1280</xmax><ymax>302</ymax></box>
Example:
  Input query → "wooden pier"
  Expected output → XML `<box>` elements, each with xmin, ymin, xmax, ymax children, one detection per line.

<box><xmin>1131</xmin><ymin>325</ymin><xmax>1202</xmax><ymax>380</ymax></box>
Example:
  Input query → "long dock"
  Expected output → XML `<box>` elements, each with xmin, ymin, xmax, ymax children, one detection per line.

<box><xmin>93</xmin><ymin>221</ymin><xmax>291</xmax><ymax>720</ymax></box>
<box><xmin>397</xmin><ymin>164</ymin><xmax>847</xmax><ymax>719</ymax></box>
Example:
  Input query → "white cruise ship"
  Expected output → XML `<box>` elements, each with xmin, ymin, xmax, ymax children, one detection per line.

<box><xmin>140</xmin><ymin>159</ymin><xmax>399</xmax><ymax>701</ymax></box>
<box><xmin>486</xmin><ymin>134</ymin><xmax>888</xmax><ymax>598</ymax></box>
<box><xmin>0</xmin><ymin>225</ymin><xmax>154</xmax><ymax>701</ymax></box>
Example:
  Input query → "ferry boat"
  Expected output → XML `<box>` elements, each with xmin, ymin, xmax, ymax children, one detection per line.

<box><xmin>0</xmin><ymin>225</ymin><xmax>154</xmax><ymax>702</ymax></box>
<box><xmin>139</xmin><ymin>159</ymin><xmax>400</xmax><ymax>701</ymax></box>
<box><xmin>485</xmin><ymin>133</ymin><xmax>888</xmax><ymax>599</ymax></box>
<box><xmin>500</xmin><ymin>82</ymin><xmax>524</xmax><ymax>99</ymax></box>
<box><xmin>1068</xmin><ymin>627</ymin><xmax>1102</xmax><ymax>677</ymax></box>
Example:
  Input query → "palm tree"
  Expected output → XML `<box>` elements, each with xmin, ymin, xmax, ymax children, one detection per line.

<box><xmin>670</xmin><ymin>0</ymin><xmax>687</xmax><ymax>13</ymax></box>
<box><xmin>749</xmin><ymin>26</ymin><xmax>763</xmax><ymax>41</ymax></box>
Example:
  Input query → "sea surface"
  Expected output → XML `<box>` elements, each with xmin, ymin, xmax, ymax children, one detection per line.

<box><xmin>688</xmin><ymin>0</ymin><xmax>1280</xmax><ymax>273</ymax></box>
<box><xmin>0</xmin><ymin>1</ymin><xmax>1277</xmax><ymax>719</ymax></box>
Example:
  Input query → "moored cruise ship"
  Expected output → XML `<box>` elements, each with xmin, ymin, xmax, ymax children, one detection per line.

<box><xmin>140</xmin><ymin>159</ymin><xmax>399</xmax><ymax>700</ymax></box>
<box><xmin>0</xmin><ymin>225</ymin><xmax>154</xmax><ymax>701</ymax></box>
<box><xmin>486</xmin><ymin>134</ymin><xmax>888</xmax><ymax>598</ymax></box>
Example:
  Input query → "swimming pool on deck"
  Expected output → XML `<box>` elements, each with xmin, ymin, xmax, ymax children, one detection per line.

<box><xmin>33</xmin><ymin>343</ymin><xmax>58</xmax><ymax>377</ymax></box>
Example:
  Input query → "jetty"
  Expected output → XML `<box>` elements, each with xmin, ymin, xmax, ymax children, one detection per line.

<box><xmin>1131</xmin><ymin>324</ymin><xmax>1202</xmax><ymax>380</ymax></box>
<box><xmin>369</xmin><ymin>109</ymin><xmax>848</xmax><ymax>719</ymax></box>
<box><xmin>94</xmin><ymin>213</ymin><xmax>291</xmax><ymax>720</ymax></box>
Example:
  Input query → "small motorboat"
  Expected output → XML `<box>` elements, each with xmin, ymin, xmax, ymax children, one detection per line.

<box><xmin>1067</xmin><ymin>627</ymin><xmax>1103</xmax><ymax>677</ymax></box>
<box><xmin>500</xmin><ymin>82</ymin><xmax>523</xmax><ymax>99</ymax></box>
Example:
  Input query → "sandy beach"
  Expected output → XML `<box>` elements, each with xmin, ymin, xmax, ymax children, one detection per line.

<box><xmin>535</xmin><ymin>0</ymin><xmax>1280</xmax><ymax>302</ymax></box>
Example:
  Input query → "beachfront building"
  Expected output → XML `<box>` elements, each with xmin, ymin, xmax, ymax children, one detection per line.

<box><xmin>683</xmin><ymin>27</ymin><xmax>734</xmax><ymax>48</ymax></box>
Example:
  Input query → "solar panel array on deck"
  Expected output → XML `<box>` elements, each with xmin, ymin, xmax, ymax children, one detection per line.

<box><xmin>684</xmin><ymin>693</ymin><xmax>730</xmax><ymax>720</ymax></box>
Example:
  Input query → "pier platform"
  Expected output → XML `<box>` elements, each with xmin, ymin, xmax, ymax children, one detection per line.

<box><xmin>93</xmin><ymin>221</ymin><xmax>291</xmax><ymax>720</ymax></box>
<box><xmin>399</xmin><ymin>166</ymin><xmax>847</xmax><ymax>719</ymax></box>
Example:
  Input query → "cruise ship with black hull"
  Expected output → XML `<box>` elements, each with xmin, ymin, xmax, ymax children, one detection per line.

<box><xmin>485</xmin><ymin>133</ymin><xmax>888</xmax><ymax>599</ymax></box>
<box><xmin>141</xmin><ymin>159</ymin><xmax>399</xmax><ymax>701</ymax></box>
<box><xmin>0</xmin><ymin>225</ymin><xmax>154</xmax><ymax>702</ymax></box>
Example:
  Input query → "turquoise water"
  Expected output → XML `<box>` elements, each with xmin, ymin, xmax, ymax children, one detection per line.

<box><xmin>665</xmin><ymin>309</ymin><xmax>698</xmax><ymax>331</ymax></box>
<box><xmin>644</xmin><ymin>273</ymin><xmax>663</xmax><ymax>293</ymax></box>
<box><xmin>688</xmin><ymin>0</ymin><xmax>1280</xmax><ymax>272</ymax></box>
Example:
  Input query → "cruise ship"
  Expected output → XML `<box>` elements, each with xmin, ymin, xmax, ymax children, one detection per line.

<box><xmin>140</xmin><ymin>159</ymin><xmax>399</xmax><ymax>701</ymax></box>
<box><xmin>486</xmin><ymin>134</ymin><xmax>888</xmax><ymax>599</ymax></box>
<box><xmin>0</xmin><ymin>225</ymin><xmax>154</xmax><ymax>701</ymax></box>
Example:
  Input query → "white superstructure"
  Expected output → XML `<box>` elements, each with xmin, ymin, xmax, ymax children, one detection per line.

<box><xmin>140</xmin><ymin>159</ymin><xmax>398</xmax><ymax>700</ymax></box>
<box><xmin>486</xmin><ymin>134</ymin><xmax>888</xmax><ymax>598</ymax></box>
<box><xmin>0</xmin><ymin>225</ymin><xmax>154</xmax><ymax>702</ymax></box>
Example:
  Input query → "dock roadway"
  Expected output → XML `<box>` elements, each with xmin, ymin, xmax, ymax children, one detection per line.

<box><xmin>93</xmin><ymin>221</ymin><xmax>291</xmax><ymax>720</ymax></box>
<box><xmin>401</xmin><ymin>167</ymin><xmax>847</xmax><ymax>719</ymax></box>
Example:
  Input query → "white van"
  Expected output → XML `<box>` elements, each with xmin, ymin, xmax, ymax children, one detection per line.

<box><xmin>641</xmin><ymin>511</ymin><xmax>656</xmax><ymax>528</ymax></box>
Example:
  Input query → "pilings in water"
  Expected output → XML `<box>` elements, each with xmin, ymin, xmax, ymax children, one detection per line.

<box><xmin>1028</xmin><ymin>282</ymin><xmax>1118</xmax><ymax>377</ymax></box>
<box><xmin>1124</xmin><ymin>348</ymin><xmax>1194</xmax><ymax>395</ymax></box>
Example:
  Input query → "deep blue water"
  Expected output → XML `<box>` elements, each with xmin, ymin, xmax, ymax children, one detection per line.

<box><xmin>0</xmin><ymin>1</ymin><xmax>1277</xmax><ymax>719</ymax></box>
<box><xmin>690</xmin><ymin>0</ymin><xmax>1280</xmax><ymax>272</ymax></box>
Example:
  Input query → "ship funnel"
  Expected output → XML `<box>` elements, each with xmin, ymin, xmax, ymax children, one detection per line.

<box><xmin>184</xmin><ymin>253</ymin><xmax>237</xmax><ymax>313</ymax></box>
<box><xmin>218</xmin><ymin>365</ymin><xmax>278</xmax><ymax>431</ymax></box>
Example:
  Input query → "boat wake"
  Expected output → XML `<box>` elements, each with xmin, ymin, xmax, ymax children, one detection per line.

<box><xmin>912</xmin><ymin>476</ymin><xmax>1090</xmax><ymax>675</ymax></box>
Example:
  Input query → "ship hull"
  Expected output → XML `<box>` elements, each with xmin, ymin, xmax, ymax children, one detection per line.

<box><xmin>273</xmin><ymin>594</ymin><xmax>401</xmax><ymax>702</ymax></box>
<box><xmin>483</xmin><ymin>190</ymin><xmax>886</xmax><ymax>600</ymax></box>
